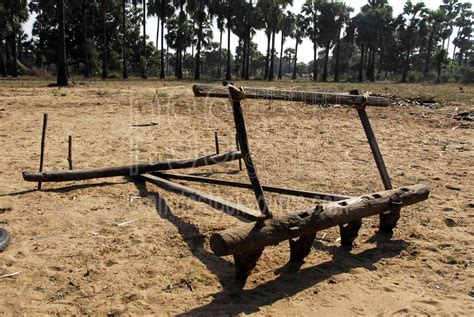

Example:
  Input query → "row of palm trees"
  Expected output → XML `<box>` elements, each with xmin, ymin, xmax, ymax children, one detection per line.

<box><xmin>1</xmin><ymin>0</ymin><xmax>473</xmax><ymax>85</ymax></box>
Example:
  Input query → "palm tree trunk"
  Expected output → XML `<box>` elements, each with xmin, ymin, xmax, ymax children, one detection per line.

<box><xmin>141</xmin><ymin>0</ymin><xmax>148</xmax><ymax>79</ymax></box>
<box><xmin>10</xmin><ymin>17</ymin><xmax>17</xmax><ymax>77</ymax></box>
<box><xmin>358</xmin><ymin>43</ymin><xmax>364</xmax><ymax>82</ymax></box>
<box><xmin>437</xmin><ymin>52</ymin><xmax>442</xmax><ymax>83</ymax></box>
<box><xmin>101</xmin><ymin>1</ymin><xmax>108</xmax><ymax>79</ymax></box>
<box><xmin>334</xmin><ymin>29</ymin><xmax>341</xmax><ymax>82</ymax></box>
<box><xmin>402</xmin><ymin>49</ymin><xmax>410</xmax><ymax>83</ymax></box>
<box><xmin>322</xmin><ymin>41</ymin><xmax>330</xmax><ymax>82</ymax></box>
<box><xmin>156</xmin><ymin>17</ymin><xmax>160</xmax><ymax>50</ymax></box>
<box><xmin>121</xmin><ymin>0</ymin><xmax>128</xmax><ymax>79</ymax></box>
<box><xmin>264</xmin><ymin>31</ymin><xmax>270</xmax><ymax>80</ymax></box>
<box><xmin>82</xmin><ymin>0</ymin><xmax>90</xmax><ymax>78</ymax></box>
<box><xmin>0</xmin><ymin>39</ymin><xmax>6</xmax><ymax>77</ymax></box>
<box><xmin>226</xmin><ymin>26</ymin><xmax>231</xmax><ymax>80</ymax></box>
<box><xmin>245</xmin><ymin>31</ymin><xmax>251</xmax><ymax>80</ymax></box>
<box><xmin>176</xmin><ymin>3</ymin><xmax>184</xmax><ymax>79</ymax></box>
<box><xmin>218</xmin><ymin>28</ymin><xmax>223</xmax><ymax>78</ymax></box>
<box><xmin>57</xmin><ymin>0</ymin><xmax>68</xmax><ymax>86</ymax></box>
<box><xmin>240</xmin><ymin>37</ymin><xmax>246</xmax><ymax>79</ymax></box>
<box><xmin>369</xmin><ymin>49</ymin><xmax>375</xmax><ymax>82</ymax></box>
<box><xmin>268</xmin><ymin>29</ymin><xmax>276</xmax><ymax>81</ymax></box>
<box><xmin>194</xmin><ymin>19</ymin><xmax>203</xmax><ymax>80</ymax></box>
<box><xmin>278</xmin><ymin>32</ymin><xmax>284</xmax><ymax>80</ymax></box>
<box><xmin>312</xmin><ymin>41</ymin><xmax>317</xmax><ymax>81</ymax></box>
<box><xmin>160</xmin><ymin>12</ymin><xmax>165</xmax><ymax>79</ymax></box>
<box><xmin>292</xmin><ymin>40</ymin><xmax>298</xmax><ymax>80</ymax></box>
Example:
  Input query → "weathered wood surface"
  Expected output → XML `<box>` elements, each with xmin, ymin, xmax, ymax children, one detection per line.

<box><xmin>210</xmin><ymin>184</ymin><xmax>429</xmax><ymax>256</ymax></box>
<box><xmin>139</xmin><ymin>174</ymin><xmax>261</xmax><ymax>222</ymax></box>
<box><xmin>38</xmin><ymin>113</ymin><xmax>48</xmax><ymax>190</ymax></box>
<box><xmin>229</xmin><ymin>86</ymin><xmax>272</xmax><ymax>218</ymax></box>
<box><xmin>193</xmin><ymin>85</ymin><xmax>391</xmax><ymax>107</ymax></box>
<box><xmin>154</xmin><ymin>172</ymin><xmax>353</xmax><ymax>201</ymax></box>
<box><xmin>23</xmin><ymin>151</ymin><xmax>242</xmax><ymax>182</ymax></box>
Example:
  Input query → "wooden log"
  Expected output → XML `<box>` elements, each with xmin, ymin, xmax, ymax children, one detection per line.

<box><xmin>139</xmin><ymin>174</ymin><xmax>261</xmax><ymax>222</ymax></box>
<box><xmin>229</xmin><ymin>86</ymin><xmax>272</xmax><ymax>219</ymax></box>
<box><xmin>23</xmin><ymin>151</ymin><xmax>242</xmax><ymax>183</ymax></box>
<box><xmin>193</xmin><ymin>85</ymin><xmax>391</xmax><ymax>107</ymax></box>
<box><xmin>38</xmin><ymin>113</ymin><xmax>48</xmax><ymax>190</ymax></box>
<box><xmin>154</xmin><ymin>172</ymin><xmax>353</xmax><ymax>201</ymax></box>
<box><xmin>210</xmin><ymin>184</ymin><xmax>429</xmax><ymax>256</ymax></box>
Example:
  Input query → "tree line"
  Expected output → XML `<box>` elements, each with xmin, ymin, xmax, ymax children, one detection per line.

<box><xmin>0</xmin><ymin>0</ymin><xmax>473</xmax><ymax>86</ymax></box>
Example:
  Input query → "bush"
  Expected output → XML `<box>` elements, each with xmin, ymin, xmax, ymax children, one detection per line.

<box><xmin>408</xmin><ymin>71</ymin><xmax>421</xmax><ymax>83</ymax></box>
<box><xmin>461</xmin><ymin>66</ymin><xmax>474</xmax><ymax>84</ymax></box>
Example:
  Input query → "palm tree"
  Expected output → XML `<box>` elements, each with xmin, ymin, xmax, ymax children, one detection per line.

<box><xmin>291</xmin><ymin>13</ymin><xmax>305</xmax><ymax>80</ymax></box>
<box><xmin>302</xmin><ymin>0</ymin><xmax>321</xmax><ymax>81</ymax></box>
<box><xmin>171</xmin><ymin>0</ymin><xmax>186</xmax><ymax>79</ymax></box>
<box><xmin>4</xmin><ymin>0</ymin><xmax>28</xmax><ymax>77</ymax></box>
<box><xmin>278</xmin><ymin>11</ymin><xmax>295</xmax><ymax>79</ymax></box>
<box><xmin>267</xmin><ymin>0</ymin><xmax>293</xmax><ymax>81</ymax></box>
<box><xmin>188</xmin><ymin>0</ymin><xmax>210</xmax><ymax>80</ymax></box>
<box><xmin>400</xmin><ymin>1</ymin><xmax>425</xmax><ymax>83</ymax></box>
<box><xmin>149</xmin><ymin>0</ymin><xmax>173</xmax><ymax>79</ymax></box>
<box><xmin>136</xmin><ymin>0</ymin><xmax>148</xmax><ymax>79</ymax></box>
<box><xmin>56</xmin><ymin>0</ymin><xmax>68</xmax><ymax>86</ymax></box>
<box><xmin>225</xmin><ymin>0</ymin><xmax>236</xmax><ymax>80</ymax></box>
<box><xmin>209</xmin><ymin>0</ymin><xmax>227</xmax><ymax>78</ymax></box>
<box><xmin>333</xmin><ymin>3</ymin><xmax>352</xmax><ymax>82</ymax></box>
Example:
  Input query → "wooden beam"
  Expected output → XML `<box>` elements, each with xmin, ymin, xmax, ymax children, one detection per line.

<box><xmin>229</xmin><ymin>86</ymin><xmax>271</xmax><ymax>218</ymax></box>
<box><xmin>154</xmin><ymin>172</ymin><xmax>353</xmax><ymax>201</ymax></box>
<box><xmin>139</xmin><ymin>174</ymin><xmax>261</xmax><ymax>222</ymax></box>
<box><xmin>193</xmin><ymin>85</ymin><xmax>391</xmax><ymax>107</ymax></box>
<box><xmin>23</xmin><ymin>151</ymin><xmax>242</xmax><ymax>183</ymax></box>
<box><xmin>210</xmin><ymin>184</ymin><xmax>429</xmax><ymax>256</ymax></box>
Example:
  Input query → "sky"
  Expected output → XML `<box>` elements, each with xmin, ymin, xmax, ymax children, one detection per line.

<box><xmin>24</xmin><ymin>0</ymin><xmax>451</xmax><ymax>63</ymax></box>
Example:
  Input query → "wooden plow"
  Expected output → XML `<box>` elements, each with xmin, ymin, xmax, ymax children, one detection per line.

<box><xmin>23</xmin><ymin>84</ymin><xmax>429</xmax><ymax>282</ymax></box>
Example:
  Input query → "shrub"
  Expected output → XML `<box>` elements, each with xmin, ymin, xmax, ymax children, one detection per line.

<box><xmin>461</xmin><ymin>66</ymin><xmax>474</xmax><ymax>84</ymax></box>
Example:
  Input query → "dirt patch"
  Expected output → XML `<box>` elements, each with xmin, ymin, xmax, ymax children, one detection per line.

<box><xmin>0</xmin><ymin>79</ymin><xmax>473</xmax><ymax>315</ymax></box>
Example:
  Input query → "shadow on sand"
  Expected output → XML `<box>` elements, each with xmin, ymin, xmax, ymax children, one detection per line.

<box><xmin>132</xmin><ymin>178</ymin><xmax>409</xmax><ymax>316</ymax></box>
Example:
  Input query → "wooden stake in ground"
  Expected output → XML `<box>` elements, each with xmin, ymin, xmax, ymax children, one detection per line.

<box><xmin>38</xmin><ymin>113</ymin><xmax>48</xmax><ymax>190</ymax></box>
<box><xmin>214</xmin><ymin>132</ymin><xmax>220</xmax><ymax>154</ymax></box>
<box><xmin>67</xmin><ymin>135</ymin><xmax>73</xmax><ymax>170</ymax></box>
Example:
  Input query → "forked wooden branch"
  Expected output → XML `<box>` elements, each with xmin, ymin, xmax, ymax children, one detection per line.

<box><xmin>23</xmin><ymin>151</ymin><xmax>242</xmax><ymax>182</ymax></box>
<box><xmin>193</xmin><ymin>85</ymin><xmax>391</xmax><ymax>107</ymax></box>
<box><xmin>210</xmin><ymin>184</ymin><xmax>429</xmax><ymax>256</ymax></box>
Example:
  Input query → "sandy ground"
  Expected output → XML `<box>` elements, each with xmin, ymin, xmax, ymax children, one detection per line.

<box><xmin>0</xmin><ymin>78</ymin><xmax>473</xmax><ymax>316</ymax></box>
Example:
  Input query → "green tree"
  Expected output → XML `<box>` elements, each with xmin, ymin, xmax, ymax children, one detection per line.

<box><xmin>453</xmin><ymin>2</ymin><xmax>473</xmax><ymax>65</ymax></box>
